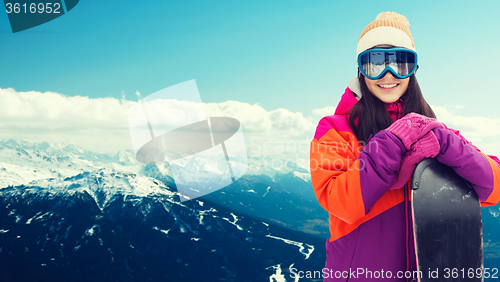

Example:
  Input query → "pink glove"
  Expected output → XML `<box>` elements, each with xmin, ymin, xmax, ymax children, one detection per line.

<box><xmin>386</xmin><ymin>113</ymin><xmax>443</xmax><ymax>150</ymax></box>
<box><xmin>389</xmin><ymin>130</ymin><xmax>441</xmax><ymax>190</ymax></box>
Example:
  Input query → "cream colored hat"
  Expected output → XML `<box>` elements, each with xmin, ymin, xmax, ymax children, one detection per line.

<box><xmin>356</xmin><ymin>12</ymin><xmax>415</xmax><ymax>56</ymax></box>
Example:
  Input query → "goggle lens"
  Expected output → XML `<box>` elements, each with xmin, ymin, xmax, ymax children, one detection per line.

<box><xmin>358</xmin><ymin>49</ymin><xmax>417</xmax><ymax>79</ymax></box>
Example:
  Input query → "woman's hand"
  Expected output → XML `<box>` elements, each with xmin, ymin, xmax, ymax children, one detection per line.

<box><xmin>389</xmin><ymin>130</ymin><xmax>440</xmax><ymax>189</ymax></box>
<box><xmin>386</xmin><ymin>113</ymin><xmax>443</xmax><ymax>150</ymax></box>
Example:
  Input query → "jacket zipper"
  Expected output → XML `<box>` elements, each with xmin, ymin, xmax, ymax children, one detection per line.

<box><xmin>405</xmin><ymin>184</ymin><xmax>409</xmax><ymax>282</ymax></box>
<box><xmin>406</xmin><ymin>183</ymin><xmax>418</xmax><ymax>282</ymax></box>
<box><xmin>395</xmin><ymin>100</ymin><xmax>415</xmax><ymax>281</ymax></box>
<box><xmin>396</xmin><ymin>100</ymin><xmax>413</xmax><ymax>281</ymax></box>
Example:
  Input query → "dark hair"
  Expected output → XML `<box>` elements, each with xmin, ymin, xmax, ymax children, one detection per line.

<box><xmin>348</xmin><ymin>72</ymin><xmax>436</xmax><ymax>143</ymax></box>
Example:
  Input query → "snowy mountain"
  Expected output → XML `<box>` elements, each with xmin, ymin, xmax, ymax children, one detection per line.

<box><xmin>0</xmin><ymin>139</ymin><xmax>328</xmax><ymax>281</ymax></box>
<box><xmin>0</xmin><ymin>139</ymin><xmax>499</xmax><ymax>281</ymax></box>
<box><xmin>0</xmin><ymin>139</ymin><xmax>328</xmax><ymax>238</ymax></box>
<box><xmin>0</xmin><ymin>139</ymin><xmax>140</xmax><ymax>183</ymax></box>
<box><xmin>0</xmin><ymin>167</ymin><xmax>325</xmax><ymax>281</ymax></box>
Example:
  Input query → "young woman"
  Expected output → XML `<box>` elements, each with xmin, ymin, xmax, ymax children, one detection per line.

<box><xmin>310</xmin><ymin>12</ymin><xmax>500</xmax><ymax>281</ymax></box>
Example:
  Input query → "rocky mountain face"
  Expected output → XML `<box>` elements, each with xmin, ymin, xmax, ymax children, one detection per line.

<box><xmin>0</xmin><ymin>167</ymin><xmax>327</xmax><ymax>281</ymax></box>
<box><xmin>0</xmin><ymin>140</ymin><xmax>328</xmax><ymax>281</ymax></box>
<box><xmin>0</xmin><ymin>139</ymin><xmax>498</xmax><ymax>281</ymax></box>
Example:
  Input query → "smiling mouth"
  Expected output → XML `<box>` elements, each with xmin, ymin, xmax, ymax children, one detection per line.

<box><xmin>378</xmin><ymin>83</ymin><xmax>399</xmax><ymax>89</ymax></box>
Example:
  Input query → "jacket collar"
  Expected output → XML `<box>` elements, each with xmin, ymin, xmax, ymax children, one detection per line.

<box><xmin>385</xmin><ymin>99</ymin><xmax>404</xmax><ymax>122</ymax></box>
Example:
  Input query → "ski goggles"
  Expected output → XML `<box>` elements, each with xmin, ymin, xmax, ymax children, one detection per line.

<box><xmin>358</xmin><ymin>48</ymin><xmax>418</xmax><ymax>80</ymax></box>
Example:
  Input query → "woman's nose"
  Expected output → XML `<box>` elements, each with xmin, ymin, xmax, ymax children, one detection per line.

<box><xmin>381</xmin><ymin>71</ymin><xmax>395</xmax><ymax>79</ymax></box>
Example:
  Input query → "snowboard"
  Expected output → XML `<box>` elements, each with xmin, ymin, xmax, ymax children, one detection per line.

<box><xmin>411</xmin><ymin>158</ymin><xmax>483</xmax><ymax>282</ymax></box>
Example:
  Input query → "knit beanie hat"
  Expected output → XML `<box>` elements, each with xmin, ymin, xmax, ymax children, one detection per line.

<box><xmin>357</xmin><ymin>12</ymin><xmax>415</xmax><ymax>56</ymax></box>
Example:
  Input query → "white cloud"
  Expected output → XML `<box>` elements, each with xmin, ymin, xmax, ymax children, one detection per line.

<box><xmin>433</xmin><ymin>105</ymin><xmax>500</xmax><ymax>157</ymax></box>
<box><xmin>204</xmin><ymin>101</ymin><xmax>273</xmax><ymax>132</ymax></box>
<box><xmin>203</xmin><ymin>100</ymin><xmax>315</xmax><ymax>136</ymax></box>
<box><xmin>0</xmin><ymin>88</ymin><xmax>137</xmax><ymax>153</ymax></box>
<box><xmin>0</xmin><ymin>87</ymin><xmax>134</xmax><ymax>129</ymax></box>
<box><xmin>139</xmin><ymin>99</ymin><xmax>206</xmax><ymax>129</ymax></box>
<box><xmin>3</xmin><ymin>87</ymin><xmax>498</xmax><ymax>160</ymax></box>
<box><xmin>0</xmin><ymin>88</ymin><xmax>317</xmax><ymax>154</ymax></box>
<box><xmin>311</xmin><ymin>106</ymin><xmax>336</xmax><ymax>119</ymax></box>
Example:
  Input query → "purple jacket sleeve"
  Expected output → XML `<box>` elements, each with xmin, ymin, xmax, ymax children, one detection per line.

<box><xmin>432</xmin><ymin>127</ymin><xmax>496</xmax><ymax>202</ymax></box>
<box><xmin>358</xmin><ymin>130</ymin><xmax>407</xmax><ymax>214</ymax></box>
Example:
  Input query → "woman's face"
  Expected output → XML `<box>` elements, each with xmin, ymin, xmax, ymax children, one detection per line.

<box><xmin>364</xmin><ymin>71</ymin><xmax>409</xmax><ymax>103</ymax></box>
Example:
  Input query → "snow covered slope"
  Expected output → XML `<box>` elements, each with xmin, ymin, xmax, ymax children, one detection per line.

<box><xmin>0</xmin><ymin>139</ymin><xmax>329</xmax><ymax>281</ymax></box>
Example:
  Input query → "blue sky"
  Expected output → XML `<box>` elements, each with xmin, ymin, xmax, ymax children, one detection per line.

<box><xmin>0</xmin><ymin>0</ymin><xmax>499</xmax><ymax>156</ymax></box>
